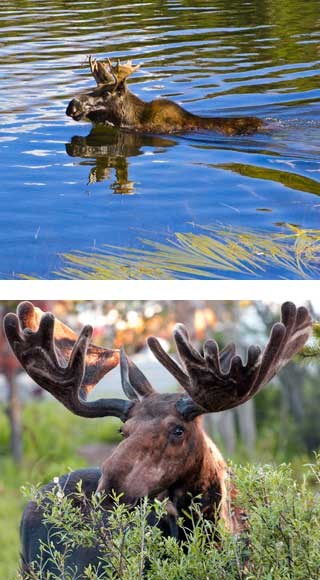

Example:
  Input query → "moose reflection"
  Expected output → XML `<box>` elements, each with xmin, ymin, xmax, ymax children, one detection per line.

<box><xmin>4</xmin><ymin>301</ymin><xmax>312</xmax><ymax>577</ymax></box>
<box><xmin>66</xmin><ymin>127</ymin><xmax>176</xmax><ymax>194</ymax></box>
<box><xmin>66</xmin><ymin>56</ymin><xmax>264</xmax><ymax>135</ymax></box>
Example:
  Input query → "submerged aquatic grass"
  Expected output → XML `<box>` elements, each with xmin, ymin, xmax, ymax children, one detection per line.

<box><xmin>21</xmin><ymin>223</ymin><xmax>320</xmax><ymax>280</ymax></box>
<box><xmin>1</xmin><ymin>0</ymin><xmax>319</xmax><ymax>279</ymax></box>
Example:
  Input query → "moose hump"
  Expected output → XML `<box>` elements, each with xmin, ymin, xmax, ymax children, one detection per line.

<box><xmin>66</xmin><ymin>56</ymin><xmax>264</xmax><ymax>135</ymax></box>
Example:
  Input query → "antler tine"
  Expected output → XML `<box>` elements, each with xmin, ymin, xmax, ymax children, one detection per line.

<box><xmin>111</xmin><ymin>58</ymin><xmax>140</xmax><ymax>85</ymax></box>
<box><xmin>147</xmin><ymin>336</ymin><xmax>190</xmax><ymax>389</ymax></box>
<box><xmin>147</xmin><ymin>329</ymin><xmax>237</xmax><ymax>391</ymax></box>
<box><xmin>171</xmin><ymin>302</ymin><xmax>313</xmax><ymax>418</ymax></box>
<box><xmin>120</xmin><ymin>347</ymin><xmax>155</xmax><ymax>400</ymax></box>
<box><xmin>246</xmin><ymin>302</ymin><xmax>312</xmax><ymax>400</ymax></box>
<box><xmin>10</xmin><ymin>301</ymin><xmax>119</xmax><ymax>397</ymax></box>
<box><xmin>89</xmin><ymin>55</ymin><xmax>115</xmax><ymax>86</ymax></box>
<box><xmin>219</xmin><ymin>343</ymin><xmax>236</xmax><ymax>372</ymax></box>
<box><xmin>88</xmin><ymin>55</ymin><xmax>140</xmax><ymax>87</ymax></box>
<box><xmin>3</xmin><ymin>303</ymin><xmax>132</xmax><ymax>421</ymax></box>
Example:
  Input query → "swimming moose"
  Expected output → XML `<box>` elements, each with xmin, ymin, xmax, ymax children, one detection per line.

<box><xmin>66</xmin><ymin>57</ymin><xmax>263</xmax><ymax>135</ymax></box>
<box><xmin>3</xmin><ymin>301</ymin><xmax>312</xmax><ymax>576</ymax></box>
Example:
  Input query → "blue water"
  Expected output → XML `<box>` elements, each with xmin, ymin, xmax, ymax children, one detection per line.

<box><xmin>1</xmin><ymin>0</ymin><xmax>319</xmax><ymax>279</ymax></box>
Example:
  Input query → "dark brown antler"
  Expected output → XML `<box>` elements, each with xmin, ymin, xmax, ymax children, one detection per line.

<box><xmin>3</xmin><ymin>302</ymin><xmax>131</xmax><ymax>420</ymax></box>
<box><xmin>148</xmin><ymin>302</ymin><xmax>312</xmax><ymax>418</ymax></box>
<box><xmin>120</xmin><ymin>347</ymin><xmax>155</xmax><ymax>400</ymax></box>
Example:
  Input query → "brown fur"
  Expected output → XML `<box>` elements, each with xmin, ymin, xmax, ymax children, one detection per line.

<box><xmin>97</xmin><ymin>393</ymin><xmax>242</xmax><ymax>533</ymax></box>
<box><xmin>66</xmin><ymin>76</ymin><xmax>263</xmax><ymax>135</ymax></box>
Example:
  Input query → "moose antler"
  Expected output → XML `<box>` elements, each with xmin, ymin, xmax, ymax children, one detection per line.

<box><xmin>4</xmin><ymin>302</ymin><xmax>155</xmax><ymax>419</ymax></box>
<box><xmin>148</xmin><ymin>302</ymin><xmax>312</xmax><ymax>417</ymax></box>
<box><xmin>89</xmin><ymin>56</ymin><xmax>140</xmax><ymax>87</ymax></box>
<box><xmin>5</xmin><ymin>302</ymin><xmax>119</xmax><ymax>396</ymax></box>
<box><xmin>112</xmin><ymin>58</ymin><xmax>140</xmax><ymax>84</ymax></box>
<box><xmin>3</xmin><ymin>302</ymin><xmax>132</xmax><ymax>420</ymax></box>
<box><xmin>89</xmin><ymin>56</ymin><xmax>115</xmax><ymax>86</ymax></box>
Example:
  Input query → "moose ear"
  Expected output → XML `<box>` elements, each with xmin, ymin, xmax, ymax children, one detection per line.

<box><xmin>120</xmin><ymin>348</ymin><xmax>155</xmax><ymax>400</ymax></box>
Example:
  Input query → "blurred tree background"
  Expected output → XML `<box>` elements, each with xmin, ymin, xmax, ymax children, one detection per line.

<box><xmin>0</xmin><ymin>300</ymin><xmax>319</xmax><ymax>577</ymax></box>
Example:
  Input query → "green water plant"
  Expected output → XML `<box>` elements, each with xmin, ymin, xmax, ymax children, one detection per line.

<box><xmin>45</xmin><ymin>223</ymin><xmax>320</xmax><ymax>280</ymax></box>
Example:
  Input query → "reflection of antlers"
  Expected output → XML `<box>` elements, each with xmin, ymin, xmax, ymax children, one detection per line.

<box><xmin>148</xmin><ymin>302</ymin><xmax>313</xmax><ymax>417</ymax></box>
<box><xmin>89</xmin><ymin>56</ymin><xmax>140</xmax><ymax>87</ymax></box>
<box><xmin>3</xmin><ymin>302</ymin><xmax>132</xmax><ymax>420</ymax></box>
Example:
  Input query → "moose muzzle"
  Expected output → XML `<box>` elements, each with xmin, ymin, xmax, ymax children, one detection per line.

<box><xmin>66</xmin><ymin>98</ymin><xmax>84</xmax><ymax>121</ymax></box>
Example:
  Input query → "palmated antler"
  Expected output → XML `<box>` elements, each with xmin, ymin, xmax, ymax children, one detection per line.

<box><xmin>3</xmin><ymin>302</ymin><xmax>135</xmax><ymax>420</ymax></box>
<box><xmin>89</xmin><ymin>56</ymin><xmax>115</xmax><ymax>86</ymax></box>
<box><xmin>111</xmin><ymin>58</ymin><xmax>140</xmax><ymax>84</ymax></box>
<box><xmin>148</xmin><ymin>302</ymin><xmax>313</xmax><ymax>418</ymax></box>
<box><xmin>89</xmin><ymin>55</ymin><xmax>140</xmax><ymax>88</ymax></box>
<box><xmin>5</xmin><ymin>302</ymin><xmax>119</xmax><ymax>396</ymax></box>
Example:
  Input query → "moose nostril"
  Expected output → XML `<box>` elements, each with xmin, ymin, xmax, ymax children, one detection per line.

<box><xmin>66</xmin><ymin>99</ymin><xmax>82</xmax><ymax>118</ymax></box>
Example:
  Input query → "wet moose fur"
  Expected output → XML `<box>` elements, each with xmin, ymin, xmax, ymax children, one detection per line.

<box><xmin>66</xmin><ymin>56</ymin><xmax>264</xmax><ymax>135</ymax></box>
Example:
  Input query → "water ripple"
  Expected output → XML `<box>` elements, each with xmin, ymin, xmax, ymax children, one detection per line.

<box><xmin>0</xmin><ymin>0</ymin><xmax>319</xmax><ymax>279</ymax></box>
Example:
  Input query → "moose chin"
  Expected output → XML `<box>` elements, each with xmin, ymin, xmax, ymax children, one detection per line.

<box><xmin>66</xmin><ymin>56</ymin><xmax>264</xmax><ymax>135</ymax></box>
<box><xmin>4</xmin><ymin>301</ymin><xmax>312</xmax><ymax>577</ymax></box>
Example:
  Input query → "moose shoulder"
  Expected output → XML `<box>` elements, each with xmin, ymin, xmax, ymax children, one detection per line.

<box><xmin>66</xmin><ymin>56</ymin><xmax>264</xmax><ymax>135</ymax></box>
<box><xmin>4</xmin><ymin>301</ymin><xmax>312</xmax><ymax>577</ymax></box>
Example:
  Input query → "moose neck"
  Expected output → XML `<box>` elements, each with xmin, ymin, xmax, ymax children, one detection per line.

<box><xmin>118</xmin><ymin>88</ymin><xmax>147</xmax><ymax>128</ymax></box>
<box><xmin>95</xmin><ymin>85</ymin><xmax>147</xmax><ymax>129</ymax></box>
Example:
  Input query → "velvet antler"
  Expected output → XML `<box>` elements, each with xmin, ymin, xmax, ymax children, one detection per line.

<box><xmin>111</xmin><ymin>58</ymin><xmax>140</xmax><ymax>84</ymax></box>
<box><xmin>5</xmin><ymin>302</ymin><xmax>119</xmax><ymax>396</ymax></box>
<box><xmin>89</xmin><ymin>56</ymin><xmax>115</xmax><ymax>86</ymax></box>
<box><xmin>148</xmin><ymin>302</ymin><xmax>312</xmax><ymax>418</ymax></box>
<box><xmin>3</xmin><ymin>302</ymin><xmax>131</xmax><ymax>419</ymax></box>
<box><xmin>89</xmin><ymin>56</ymin><xmax>140</xmax><ymax>88</ymax></box>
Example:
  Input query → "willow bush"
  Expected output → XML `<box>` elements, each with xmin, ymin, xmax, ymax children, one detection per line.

<box><xmin>21</xmin><ymin>456</ymin><xmax>320</xmax><ymax>579</ymax></box>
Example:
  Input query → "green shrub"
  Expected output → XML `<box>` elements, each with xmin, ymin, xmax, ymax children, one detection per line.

<box><xmin>21</xmin><ymin>456</ymin><xmax>320</xmax><ymax>580</ymax></box>
<box><xmin>0</xmin><ymin>401</ymin><xmax>121</xmax><ymax>579</ymax></box>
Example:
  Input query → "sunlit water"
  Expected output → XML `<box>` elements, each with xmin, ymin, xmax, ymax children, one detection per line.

<box><xmin>1</xmin><ymin>0</ymin><xmax>319</xmax><ymax>279</ymax></box>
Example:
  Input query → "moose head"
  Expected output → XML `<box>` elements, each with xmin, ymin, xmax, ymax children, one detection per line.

<box><xmin>66</xmin><ymin>57</ymin><xmax>141</xmax><ymax>127</ymax></box>
<box><xmin>66</xmin><ymin>56</ymin><xmax>264</xmax><ymax>134</ymax></box>
<box><xmin>4</xmin><ymin>301</ymin><xmax>312</xmax><ymax>526</ymax></box>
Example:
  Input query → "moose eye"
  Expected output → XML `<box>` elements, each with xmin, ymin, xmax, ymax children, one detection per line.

<box><xmin>172</xmin><ymin>425</ymin><xmax>185</xmax><ymax>437</ymax></box>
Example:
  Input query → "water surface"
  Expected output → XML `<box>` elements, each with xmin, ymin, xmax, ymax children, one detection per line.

<box><xmin>1</xmin><ymin>0</ymin><xmax>319</xmax><ymax>279</ymax></box>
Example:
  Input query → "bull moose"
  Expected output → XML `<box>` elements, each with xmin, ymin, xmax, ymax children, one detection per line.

<box><xmin>66</xmin><ymin>57</ymin><xmax>264</xmax><ymax>135</ymax></box>
<box><xmin>3</xmin><ymin>301</ymin><xmax>312</xmax><ymax>577</ymax></box>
